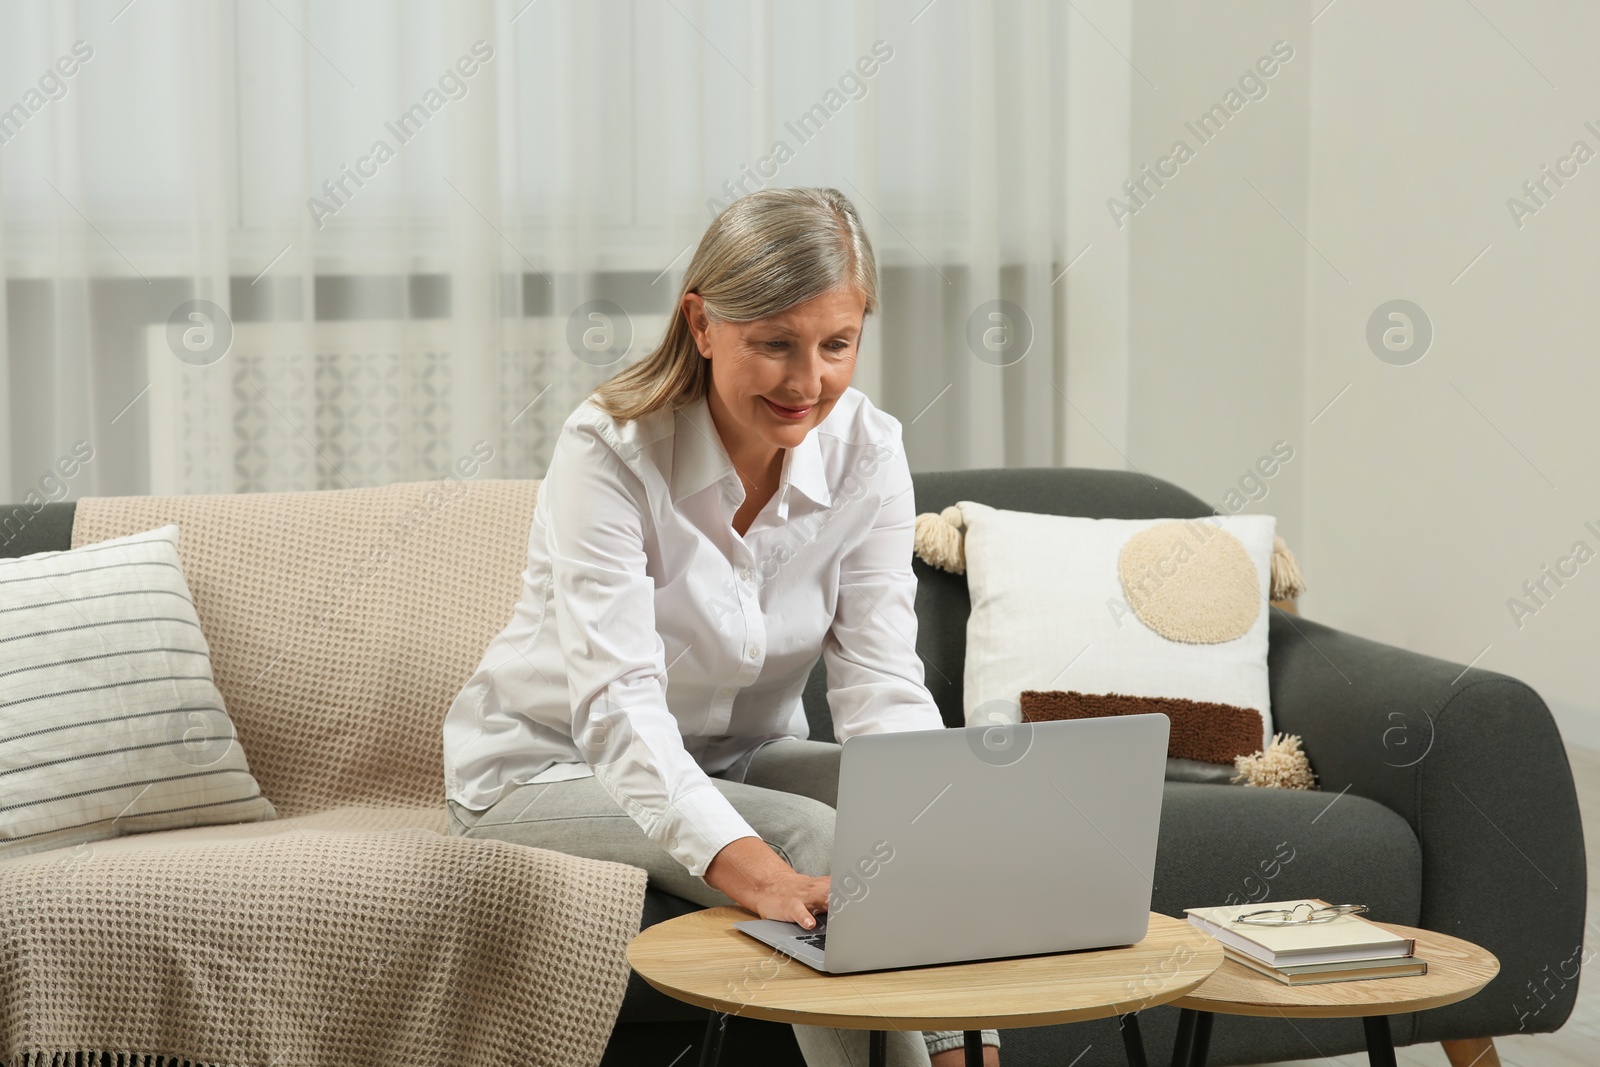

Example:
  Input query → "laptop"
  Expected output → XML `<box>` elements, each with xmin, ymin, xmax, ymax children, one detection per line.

<box><xmin>734</xmin><ymin>714</ymin><xmax>1169</xmax><ymax>974</ymax></box>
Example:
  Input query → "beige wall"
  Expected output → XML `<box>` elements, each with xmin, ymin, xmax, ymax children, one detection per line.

<box><xmin>1304</xmin><ymin>0</ymin><xmax>1600</xmax><ymax>747</ymax></box>
<box><xmin>1118</xmin><ymin>1</ymin><xmax>1599</xmax><ymax>748</ymax></box>
<box><xmin>1126</xmin><ymin>3</ymin><xmax>1310</xmax><ymax>557</ymax></box>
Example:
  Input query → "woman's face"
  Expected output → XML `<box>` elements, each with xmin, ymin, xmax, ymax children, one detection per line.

<box><xmin>686</xmin><ymin>286</ymin><xmax>866</xmax><ymax>463</ymax></box>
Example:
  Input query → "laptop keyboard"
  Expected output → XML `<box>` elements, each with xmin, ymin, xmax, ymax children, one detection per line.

<box><xmin>795</xmin><ymin>932</ymin><xmax>825</xmax><ymax>949</ymax></box>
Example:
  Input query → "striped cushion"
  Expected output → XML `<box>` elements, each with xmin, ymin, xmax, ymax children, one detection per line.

<box><xmin>0</xmin><ymin>524</ymin><xmax>275</xmax><ymax>860</ymax></box>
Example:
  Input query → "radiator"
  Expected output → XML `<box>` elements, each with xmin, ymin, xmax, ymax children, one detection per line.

<box><xmin>143</xmin><ymin>316</ymin><xmax>668</xmax><ymax>495</ymax></box>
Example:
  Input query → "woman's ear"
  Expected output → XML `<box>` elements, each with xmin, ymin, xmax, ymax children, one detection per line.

<box><xmin>682</xmin><ymin>293</ymin><xmax>712</xmax><ymax>358</ymax></box>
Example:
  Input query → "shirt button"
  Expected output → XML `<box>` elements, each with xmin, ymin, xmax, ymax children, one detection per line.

<box><xmin>717</xmin><ymin>686</ymin><xmax>732</xmax><ymax>698</ymax></box>
<box><xmin>748</xmin><ymin>644</ymin><xmax>761</xmax><ymax>660</ymax></box>
<box><xmin>739</xmin><ymin>566</ymin><xmax>753</xmax><ymax>582</ymax></box>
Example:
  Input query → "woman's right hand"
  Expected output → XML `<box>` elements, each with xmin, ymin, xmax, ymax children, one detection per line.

<box><xmin>703</xmin><ymin>835</ymin><xmax>831</xmax><ymax>929</ymax></box>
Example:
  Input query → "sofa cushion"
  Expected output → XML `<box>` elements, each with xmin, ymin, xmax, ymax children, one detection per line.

<box><xmin>953</xmin><ymin>503</ymin><xmax>1277</xmax><ymax>753</ymax></box>
<box><xmin>0</xmin><ymin>524</ymin><xmax>277</xmax><ymax>860</ymax></box>
<box><xmin>879</xmin><ymin>469</ymin><xmax>1214</xmax><ymax>735</ymax></box>
<box><xmin>1151</xmin><ymin>782</ymin><xmax>1422</xmax><ymax>925</ymax></box>
<box><xmin>803</xmin><ymin>469</ymin><xmax>1216</xmax><ymax>743</ymax></box>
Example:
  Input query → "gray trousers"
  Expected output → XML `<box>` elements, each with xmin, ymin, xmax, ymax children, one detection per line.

<box><xmin>445</xmin><ymin>738</ymin><xmax>999</xmax><ymax>1065</ymax></box>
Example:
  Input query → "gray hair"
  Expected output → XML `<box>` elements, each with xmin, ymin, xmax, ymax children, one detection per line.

<box><xmin>589</xmin><ymin>187</ymin><xmax>878</xmax><ymax>422</ymax></box>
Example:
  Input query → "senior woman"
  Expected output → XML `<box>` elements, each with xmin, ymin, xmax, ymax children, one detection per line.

<box><xmin>441</xmin><ymin>187</ymin><xmax>1000</xmax><ymax>1067</ymax></box>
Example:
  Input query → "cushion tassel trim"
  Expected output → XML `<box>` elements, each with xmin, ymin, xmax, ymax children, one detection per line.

<box><xmin>913</xmin><ymin>504</ymin><xmax>967</xmax><ymax>574</ymax></box>
<box><xmin>1271</xmin><ymin>533</ymin><xmax>1306</xmax><ymax>601</ymax></box>
<box><xmin>1232</xmin><ymin>733</ymin><xmax>1318</xmax><ymax>790</ymax></box>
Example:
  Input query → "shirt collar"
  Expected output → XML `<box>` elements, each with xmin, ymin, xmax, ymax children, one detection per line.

<box><xmin>670</xmin><ymin>394</ymin><xmax>833</xmax><ymax>514</ymax></box>
<box><xmin>780</xmin><ymin>425</ymin><xmax>832</xmax><ymax>514</ymax></box>
<box><xmin>669</xmin><ymin>396</ymin><xmax>734</xmax><ymax>504</ymax></box>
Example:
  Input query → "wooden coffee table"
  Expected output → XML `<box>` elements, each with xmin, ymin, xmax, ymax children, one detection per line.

<box><xmin>1167</xmin><ymin>923</ymin><xmax>1500</xmax><ymax>1067</ymax></box>
<box><xmin>627</xmin><ymin>905</ymin><xmax>1223</xmax><ymax>1067</ymax></box>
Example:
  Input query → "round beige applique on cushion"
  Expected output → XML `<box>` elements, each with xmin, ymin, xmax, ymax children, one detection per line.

<box><xmin>1118</xmin><ymin>521</ymin><xmax>1260</xmax><ymax>643</ymax></box>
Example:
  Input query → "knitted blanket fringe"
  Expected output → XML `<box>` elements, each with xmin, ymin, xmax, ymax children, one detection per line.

<box><xmin>16</xmin><ymin>1052</ymin><xmax>238</xmax><ymax>1066</ymax></box>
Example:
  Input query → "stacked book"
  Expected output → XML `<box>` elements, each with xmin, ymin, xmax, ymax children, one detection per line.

<box><xmin>1185</xmin><ymin>899</ymin><xmax>1427</xmax><ymax>985</ymax></box>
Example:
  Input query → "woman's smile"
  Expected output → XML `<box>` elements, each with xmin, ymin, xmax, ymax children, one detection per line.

<box><xmin>762</xmin><ymin>396</ymin><xmax>815</xmax><ymax>420</ymax></box>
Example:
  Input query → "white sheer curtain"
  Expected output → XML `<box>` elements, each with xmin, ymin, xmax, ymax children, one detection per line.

<box><xmin>0</xmin><ymin>0</ymin><xmax>1129</xmax><ymax>501</ymax></box>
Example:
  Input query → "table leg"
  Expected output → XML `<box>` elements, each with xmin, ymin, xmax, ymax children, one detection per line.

<box><xmin>869</xmin><ymin>1029</ymin><xmax>887</xmax><ymax>1067</ymax></box>
<box><xmin>1169</xmin><ymin>1009</ymin><xmax>1198</xmax><ymax>1067</ymax></box>
<box><xmin>1118</xmin><ymin>1013</ymin><xmax>1149</xmax><ymax>1067</ymax></box>
<box><xmin>1189</xmin><ymin>1011</ymin><xmax>1214</xmax><ymax>1067</ymax></box>
<box><xmin>698</xmin><ymin>1011</ymin><xmax>726</xmax><ymax>1067</ymax></box>
<box><xmin>964</xmin><ymin>1030</ymin><xmax>983</xmax><ymax>1066</ymax></box>
<box><xmin>1363</xmin><ymin>1016</ymin><xmax>1399</xmax><ymax>1067</ymax></box>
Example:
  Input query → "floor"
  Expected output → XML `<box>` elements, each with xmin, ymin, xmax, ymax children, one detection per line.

<box><xmin>1263</xmin><ymin>743</ymin><xmax>1600</xmax><ymax>1067</ymax></box>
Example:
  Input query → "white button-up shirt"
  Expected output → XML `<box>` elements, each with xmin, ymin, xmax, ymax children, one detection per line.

<box><xmin>441</xmin><ymin>385</ymin><xmax>943</xmax><ymax>877</ymax></box>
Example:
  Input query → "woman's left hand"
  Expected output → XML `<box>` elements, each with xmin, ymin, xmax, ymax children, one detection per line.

<box><xmin>704</xmin><ymin>835</ymin><xmax>831</xmax><ymax>928</ymax></box>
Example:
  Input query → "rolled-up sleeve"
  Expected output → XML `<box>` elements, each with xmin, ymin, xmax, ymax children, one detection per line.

<box><xmin>822</xmin><ymin>439</ymin><xmax>947</xmax><ymax>743</ymax></box>
<box><xmin>544</xmin><ymin>420</ymin><xmax>759</xmax><ymax>877</ymax></box>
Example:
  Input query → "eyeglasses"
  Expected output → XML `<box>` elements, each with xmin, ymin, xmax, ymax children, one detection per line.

<box><xmin>1233</xmin><ymin>903</ymin><xmax>1369</xmax><ymax>927</ymax></box>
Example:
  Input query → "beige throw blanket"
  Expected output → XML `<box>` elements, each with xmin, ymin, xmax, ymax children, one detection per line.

<box><xmin>0</xmin><ymin>479</ymin><xmax>647</xmax><ymax>1067</ymax></box>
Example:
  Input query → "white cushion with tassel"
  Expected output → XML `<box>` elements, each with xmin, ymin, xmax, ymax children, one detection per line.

<box><xmin>915</xmin><ymin>501</ymin><xmax>1307</xmax><ymax>768</ymax></box>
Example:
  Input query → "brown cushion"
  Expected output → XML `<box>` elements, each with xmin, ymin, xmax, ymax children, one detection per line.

<box><xmin>1020</xmin><ymin>689</ymin><xmax>1261</xmax><ymax>765</ymax></box>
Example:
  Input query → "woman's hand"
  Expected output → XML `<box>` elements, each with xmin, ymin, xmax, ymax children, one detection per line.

<box><xmin>704</xmin><ymin>835</ymin><xmax>831</xmax><ymax>928</ymax></box>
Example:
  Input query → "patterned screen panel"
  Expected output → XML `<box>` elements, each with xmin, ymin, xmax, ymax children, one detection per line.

<box><xmin>144</xmin><ymin>318</ymin><xmax>669</xmax><ymax>495</ymax></box>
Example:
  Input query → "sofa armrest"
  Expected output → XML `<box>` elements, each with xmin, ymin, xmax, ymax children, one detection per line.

<box><xmin>1267</xmin><ymin>611</ymin><xmax>1587</xmax><ymax>1039</ymax></box>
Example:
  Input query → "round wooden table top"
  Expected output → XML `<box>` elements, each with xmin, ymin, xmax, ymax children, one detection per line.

<box><xmin>1171</xmin><ymin>923</ymin><xmax>1500</xmax><ymax>1019</ymax></box>
<box><xmin>627</xmin><ymin>906</ymin><xmax>1224</xmax><ymax>1031</ymax></box>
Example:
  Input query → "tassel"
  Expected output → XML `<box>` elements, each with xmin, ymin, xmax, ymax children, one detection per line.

<box><xmin>1232</xmin><ymin>733</ymin><xmax>1317</xmax><ymax>790</ymax></box>
<box><xmin>1271</xmin><ymin>534</ymin><xmax>1306</xmax><ymax>601</ymax></box>
<box><xmin>913</xmin><ymin>504</ymin><xmax>967</xmax><ymax>574</ymax></box>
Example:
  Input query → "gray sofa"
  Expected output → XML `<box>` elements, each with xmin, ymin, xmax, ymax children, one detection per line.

<box><xmin>601</xmin><ymin>467</ymin><xmax>1587</xmax><ymax>1066</ymax></box>
<box><xmin>2</xmin><ymin>466</ymin><xmax>1584</xmax><ymax>1067</ymax></box>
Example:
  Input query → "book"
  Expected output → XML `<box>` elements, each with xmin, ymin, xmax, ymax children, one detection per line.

<box><xmin>1184</xmin><ymin>898</ymin><xmax>1415</xmax><ymax>968</ymax></box>
<box><xmin>1221</xmin><ymin>945</ymin><xmax>1428</xmax><ymax>986</ymax></box>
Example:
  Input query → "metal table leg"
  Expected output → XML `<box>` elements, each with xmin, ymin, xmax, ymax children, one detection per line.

<box><xmin>1169</xmin><ymin>1010</ymin><xmax>1398</xmax><ymax>1067</ymax></box>
<box><xmin>869</xmin><ymin>1029</ymin><xmax>887</xmax><ymax>1067</ymax></box>
<box><xmin>1118</xmin><ymin>1013</ymin><xmax>1149</xmax><ymax>1067</ymax></box>
<box><xmin>1169</xmin><ymin>1008</ymin><xmax>1199</xmax><ymax>1067</ymax></box>
<box><xmin>964</xmin><ymin>1029</ymin><xmax>984</xmax><ymax>1066</ymax></box>
<box><xmin>698</xmin><ymin>1011</ymin><xmax>726</xmax><ymax>1067</ymax></box>
<box><xmin>1363</xmin><ymin>1016</ymin><xmax>1398</xmax><ymax>1067</ymax></box>
<box><xmin>1171</xmin><ymin>1009</ymin><xmax>1215</xmax><ymax>1067</ymax></box>
<box><xmin>1190</xmin><ymin>1011</ymin><xmax>1213</xmax><ymax>1067</ymax></box>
